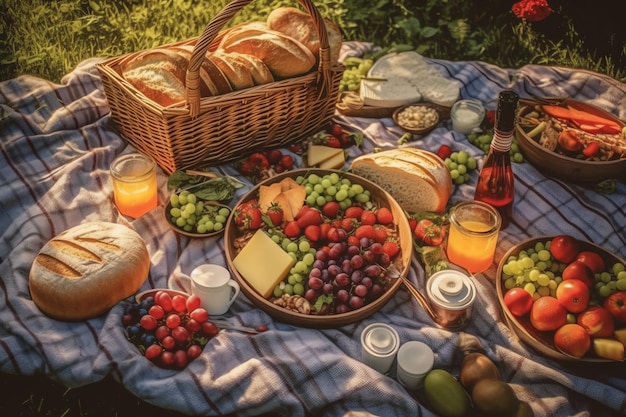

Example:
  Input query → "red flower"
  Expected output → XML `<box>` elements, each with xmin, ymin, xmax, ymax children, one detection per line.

<box><xmin>512</xmin><ymin>0</ymin><xmax>552</xmax><ymax>22</ymax></box>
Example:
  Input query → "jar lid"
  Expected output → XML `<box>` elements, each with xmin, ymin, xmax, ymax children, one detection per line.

<box><xmin>362</xmin><ymin>324</ymin><xmax>399</xmax><ymax>355</ymax></box>
<box><xmin>428</xmin><ymin>270</ymin><xmax>475</xmax><ymax>308</ymax></box>
<box><xmin>397</xmin><ymin>341</ymin><xmax>434</xmax><ymax>376</ymax></box>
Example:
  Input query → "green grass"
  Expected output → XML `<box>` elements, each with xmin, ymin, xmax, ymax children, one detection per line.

<box><xmin>1</xmin><ymin>0</ymin><xmax>625</xmax><ymax>83</ymax></box>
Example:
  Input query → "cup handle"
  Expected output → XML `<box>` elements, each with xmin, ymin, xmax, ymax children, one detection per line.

<box><xmin>226</xmin><ymin>279</ymin><xmax>240</xmax><ymax>307</ymax></box>
<box><xmin>169</xmin><ymin>273</ymin><xmax>193</xmax><ymax>294</ymax></box>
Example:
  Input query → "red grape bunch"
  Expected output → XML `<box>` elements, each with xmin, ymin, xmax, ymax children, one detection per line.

<box><xmin>122</xmin><ymin>291</ymin><xmax>219</xmax><ymax>369</ymax></box>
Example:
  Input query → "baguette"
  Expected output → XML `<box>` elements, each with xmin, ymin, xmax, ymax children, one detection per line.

<box><xmin>29</xmin><ymin>222</ymin><xmax>150</xmax><ymax>321</ymax></box>
<box><xmin>221</xmin><ymin>31</ymin><xmax>316</xmax><ymax>79</ymax></box>
<box><xmin>210</xmin><ymin>51</ymin><xmax>256</xmax><ymax>91</ymax></box>
<box><xmin>350</xmin><ymin>148</ymin><xmax>452</xmax><ymax>213</ymax></box>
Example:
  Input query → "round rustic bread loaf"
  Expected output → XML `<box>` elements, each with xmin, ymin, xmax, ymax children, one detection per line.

<box><xmin>29</xmin><ymin>222</ymin><xmax>150</xmax><ymax>321</ymax></box>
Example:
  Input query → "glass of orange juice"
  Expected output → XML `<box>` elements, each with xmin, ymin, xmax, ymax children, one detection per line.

<box><xmin>110</xmin><ymin>153</ymin><xmax>158</xmax><ymax>218</ymax></box>
<box><xmin>446</xmin><ymin>201</ymin><xmax>501</xmax><ymax>274</ymax></box>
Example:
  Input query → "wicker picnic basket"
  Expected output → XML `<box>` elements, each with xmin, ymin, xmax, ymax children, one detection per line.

<box><xmin>97</xmin><ymin>0</ymin><xmax>343</xmax><ymax>174</ymax></box>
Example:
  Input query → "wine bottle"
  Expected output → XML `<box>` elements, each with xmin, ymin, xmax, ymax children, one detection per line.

<box><xmin>474</xmin><ymin>90</ymin><xmax>519</xmax><ymax>228</ymax></box>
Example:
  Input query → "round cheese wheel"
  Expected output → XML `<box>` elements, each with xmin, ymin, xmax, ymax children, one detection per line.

<box><xmin>29</xmin><ymin>222</ymin><xmax>150</xmax><ymax>321</ymax></box>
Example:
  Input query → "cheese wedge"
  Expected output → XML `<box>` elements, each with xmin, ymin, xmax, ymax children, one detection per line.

<box><xmin>319</xmin><ymin>150</ymin><xmax>346</xmax><ymax>170</ymax></box>
<box><xmin>307</xmin><ymin>145</ymin><xmax>344</xmax><ymax>167</ymax></box>
<box><xmin>232</xmin><ymin>229</ymin><xmax>295</xmax><ymax>298</ymax></box>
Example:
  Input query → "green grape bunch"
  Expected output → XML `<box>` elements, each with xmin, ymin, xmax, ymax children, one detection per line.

<box><xmin>168</xmin><ymin>190</ymin><xmax>231</xmax><ymax>234</ymax></box>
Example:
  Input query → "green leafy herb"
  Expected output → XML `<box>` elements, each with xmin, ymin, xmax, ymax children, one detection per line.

<box><xmin>167</xmin><ymin>171</ymin><xmax>245</xmax><ymax>202</ymax></box>
<box><xmin>314</xmin><ymin>294</ymin><xmax>334</xmax><ymax>313</ymax></box>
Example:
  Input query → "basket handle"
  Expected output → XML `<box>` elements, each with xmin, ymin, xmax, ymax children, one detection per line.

<box><xmin>185</xmin><ymin>0</ymin><xmax>332</xmax><ymax>117</ymax></box>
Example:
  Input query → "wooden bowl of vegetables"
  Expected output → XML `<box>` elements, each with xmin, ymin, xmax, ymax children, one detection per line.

<box><xmin>515</xmin><ymin>98</ymin><xmax>626</xmax><ymax>183</ymax></box>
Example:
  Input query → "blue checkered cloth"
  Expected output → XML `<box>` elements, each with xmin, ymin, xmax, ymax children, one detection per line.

<box><xmin>1</xmin><ymin>42</ymin><xmax>625</xmax><ymax>416</ymax></box>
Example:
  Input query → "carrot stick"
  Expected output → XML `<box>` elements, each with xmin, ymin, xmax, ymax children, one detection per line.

<box><xmin>542</xmin><ymin>104</ymin><xmax>622</xmax><ymax>134</ymax></box>
<box><xmin>566</xmin><ymin>105</ymin><xmax>622</xmax><ymax>131</ymax></box>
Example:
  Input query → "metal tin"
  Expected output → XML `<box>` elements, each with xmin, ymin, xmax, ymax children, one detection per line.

<box><xmin>426</xmin><ymin>270</ymin><xmax>476</xmax><ymax>330</ymax></box>
<box><xmin>360</xmin><ymin>323</ymin><xmax>400</xmax><ymax>374</ymax></box>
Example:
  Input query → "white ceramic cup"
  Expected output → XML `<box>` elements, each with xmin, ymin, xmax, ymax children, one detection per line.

<box><xmin>178</xmin><ymin>264</ymin><xmax>240</xmax><ymax>316</ymax></box>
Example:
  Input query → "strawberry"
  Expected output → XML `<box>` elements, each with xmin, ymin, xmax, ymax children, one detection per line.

<box><xmin>319</xmin><ymin>223</ymin><xmax>332</xmax><ymax>240</ymax></box>
<box><xmin>437</xmin><ymin>144</ymin><xmax>452</xmax><ymax>160</ymax></box>
<box><xmin>279</xmin><ymin>154</ymin><xmax>294</xmax><ymax>170</ymax></box>
<box><xmin>376</xmin><ymin>207</ymin><xmax>394</xmax><ymax>225</ymax></box>
<box><xmin>382</xmin><ymin>241</ymin><xmax>400</xmax><ymax>258</ymax></box>
<box><xmin>265</xmin><ymin>149</ymin><xmax>283</xmax><ymax>165</ymax></box>
<box><xmin>347</xmin><ymin>235</ymin><xmax>361</xmax><ymax>247</ymax></box>
<box><xmin>330</xmin><ymin>124</ymin><xmax>343</xmax><ymax>138</ymax></box>
<box><xmin>340</xmin><ymin>217</ymin><xmax>355</xmax><ymax>233</ymax></box>
<box><xmin>239</xmin><ymin>161</ymin><xmax>256</xmax><ymax>177</ymax></box>
<box><xmin>326</xmin><ymin>227</ymin><xmax>346</xmax><ymax>242</ymax></box>
<box><xmin>283</xmin><ymin>220</ymin><xmax>301</xmax><ymax>239</ymax></box>
<box><xmin>355</xmin><ymin>224</ymin><xmax>375</xmax><ymax>240</ymax></box>
<box><xmin>248</xmin><ymin>152</ymin><xmax>270</xmax><ymax>169</ymax></box>
<box><xmin>373</xmin><ymin>226</ymin><xmax>388</xmax><ymax>243</ymax></box>
<box><xmin>408</xmin><ymin>217</ymin><xmax>418</xmax><ymax>231</ymax></box>
<box><xmin>360</xmin><ymin>210</ymin><xmax>377</xmax><ymax>226</ymax></box>
<box><xmin>266</xmin><ymin>202</ymin><xmax>284</xmax><ymax>226</ymax></box>
<box><xmin>344</xmin><ymin>206</ymin><xmax>364</xmax><ymax>219</ymax></box>
<box><xmin>296</xmin><ymin>206</ymin><xmax>323</xmax><ymax>228</ymax></box>
<box><xmin>413</xmin><ymin>219</ymin><xmax>445</xmax><ymax>246</ymax></box>
<box><xmin>322</xmin><ymin>201</ymin><xmax>340</xmax><ymax>218</ymax></box>
<box><xmin>326</xmin><ymin>136</ymin><xmax>341</xmax><ymax>148</ymax></box>
<box><xmin>304</xmin><ymin>224</ymin><xmax>321</xmax><ymax>242</ymax></box>
<box><xmin>234</xmin><ymin>205</ymin><xmax>263</xmax><ymax>231</ymax></box>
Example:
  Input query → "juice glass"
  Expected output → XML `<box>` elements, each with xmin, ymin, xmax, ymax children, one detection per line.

<box><xmin>110</xmin><ymin>153</ymin><xmax>157</xmax><ymax>218</ymax></box>
<box><xmin>446</xmin><ymin>201</ymin><xmax>501</xmax><ymax>274</ymax></box>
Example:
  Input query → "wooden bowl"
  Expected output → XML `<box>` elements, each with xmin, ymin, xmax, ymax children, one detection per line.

<box><xmin>164</xmin><ymin>198</ymin><xmax>231</xmax><ymax>238</ymax></box>
<box><xmin>224</xmin><ymin>169</ymin><xmax>414</xmax><ymax>328</ymax></box>
<box><xmin>515</xmin><ymin>99</ymin><xmax>626</xmax><ymax>182</ymax></box>
<box><xmin>496</xmin><ymin>236</ymin><xmax>626</xmax><ymax>362</ymax></box>
<box><xmin>393</xmin><ymin>103</ymin><xmax>441</xmax><ymax>136</ymax></box>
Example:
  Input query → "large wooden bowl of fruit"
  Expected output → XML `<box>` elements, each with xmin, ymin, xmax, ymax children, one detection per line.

<box><xmin>515</xmin><ymin>98</ymin><xmax>626</xmax><ymax>183</ymax></box>
<box><xmin>496</xmin><ymin>235</ymin><xmax>626</xmax><ymax>362</ymax></box>
<box><xmin>224</xmin><ymin>169</ymin><xmax>413</xmax><ymax>328</ymax></box>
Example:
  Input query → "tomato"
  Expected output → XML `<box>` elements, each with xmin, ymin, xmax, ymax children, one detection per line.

<box><xmin>413</xmin><ymin>219</ymin><xmax>445</xmax><ymax>246</ymax></box>
<box><xmin>604</xmin><ymin>291</ymin><xmax>626</xmax><ymax>323</ymax></box>
<box><xmin>549</xmin><ymin>235</ymin><xmax>581</xmax><ymax>263</ymax></box>
<box><xmin>576</xmin><ymin>251</ymin><xmax>606</xmax><ymax>274</ymax></box>
<box><xmin>503</xmin><ymin>288</ymin><xmax>533</xmax><ymax>317</ymax></box>
<box><xmin>555</xmin><ymin>279</ymin><xmax>590</xmax><ymax>313</ymax></box>
<box><xmin>562</xmin><ymin>260</ymin><xmax>595</xmax><ymax>287</ymax></box>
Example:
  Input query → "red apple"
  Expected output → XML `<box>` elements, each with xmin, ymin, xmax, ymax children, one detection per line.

<box><xmin>576</xmin><ymin>251</ymin><xmax>606</xmax><ymax>274</ymax></box>
<box><xmin>550</xmin><ymin>235</ymin><xmax>581</xmax><ymax>264</ymax></box>
<box><xmin>604</xmin><ymin>291</ymin><xmax>626</xmax><ymax>323</ymax></box>
<box><xmin>577</xmin><ymin>305</ymin><xmax>615</xmax><ymax>338</ymax></box>
<box><xmin>562</xmin><ymin>261</ymin><xmax>595</xmax><ymax>287</ymax></box>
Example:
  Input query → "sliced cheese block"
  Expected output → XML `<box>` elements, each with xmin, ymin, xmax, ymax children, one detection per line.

<box><xmin>232</xmin><ymin>229</ymin><xmax>295</xmax><ymax>298</ymax></box>
<box><xmin>359</xmin><ymin>77</ymin><xmax>421</xmax><ymax>108</ymax></box>
<box><xmin>319</xmin><ymin>151</ymin><xmax>346</xmax><ymax>170</ymax></box>
<box><xmin>307</xmin><ymin>145</ymin><xmax>344</xmax><ymax>167</ymax></box>
<box><xmin>368</xmin><ymin>51</ymin><xmax>460</xmax><ymax>107</ymax></box>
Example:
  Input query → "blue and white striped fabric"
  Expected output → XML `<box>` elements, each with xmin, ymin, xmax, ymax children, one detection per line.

<box><xmin>1</xmin><ymin>42</ymin><xmax>625</xmax><ymax>416</ymax></box>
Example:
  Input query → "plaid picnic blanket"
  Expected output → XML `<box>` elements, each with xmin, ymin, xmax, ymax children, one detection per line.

<box><xmin>1</xmin><ymin>41</ymin><xmax>625</xmax><ymax>416</ymax></box>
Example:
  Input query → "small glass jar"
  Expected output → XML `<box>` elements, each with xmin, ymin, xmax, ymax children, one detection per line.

<box><xmin>110</xmin><ymin>153</ymin><xmax>157</xmax><ymax>218</ymax></box>
<box><xmin>451</xmin><ymin>99</ymin><xmax>485</xmax><ymax>134</ymax></box>
<box><xmin>446</xmin><ymin>201</ymin><xmax>501</xmax><ymax>274</ymax></box>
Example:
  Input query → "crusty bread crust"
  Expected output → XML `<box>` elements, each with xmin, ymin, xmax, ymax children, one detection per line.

<box><xmin>266</xmin><ymin>6</ymin><xmax>343</xmax><ymax>65</ymax></box>
<box><xmin>29</xmin><ymin>222</ymin><xmax>150</xmax><ymax>321</ymax></box>
<box><xmin>350</xmin><ymin>148</ymin><xmax>452</xmax><ymax>213</ymax></box>
<box><xmin>221</xmin><ymin>31</ymin><xmax>316</xmax><ymax>79</ymax></box>
<box><xmin>121</xmin><ymin>48</ymin><xmax>188</xmax><ymax>106</ymax></box>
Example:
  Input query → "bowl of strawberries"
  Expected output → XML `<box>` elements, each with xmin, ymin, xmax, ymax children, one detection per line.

<box><xmin>224</xmin><ymin>168</ymin><xmax>413</xmax><ymax>328</ymax></box>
